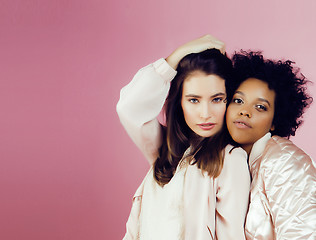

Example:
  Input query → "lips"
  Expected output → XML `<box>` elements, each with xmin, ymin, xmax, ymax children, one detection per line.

<box><xmin>198</xmin><ymin>123</ymin><xmax>215</xmax><ymax>130</ymax></box>
<box><xmin>233</xmin><ymin>119</ymin><xmax>251</xmax><ymax>128</ymax></box>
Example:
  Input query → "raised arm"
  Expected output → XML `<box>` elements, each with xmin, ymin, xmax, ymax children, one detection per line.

<box><xmin>116</xmin><ymin>59</ymin><xmax>176</xmax><ymax>164</ymax></box>
<box><xmin>215</xmin><ymin>146</ymin><xmax>250</xmax><ymax>240</ymax></box>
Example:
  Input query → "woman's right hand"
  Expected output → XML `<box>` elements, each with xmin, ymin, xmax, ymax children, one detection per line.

<box><xmin>166</xmin><ymin>34</ymin><xmax>226</xmax><ymax>70</ymax></box>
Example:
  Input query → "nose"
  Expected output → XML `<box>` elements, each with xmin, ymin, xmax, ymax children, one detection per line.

<box><xmin>200</xmin><ymin>103</ymin><xmax>212</xmax><ymax>119</ymax></box>
<box><xmin>239</xmin><ymin>109</ymin><xmax>251</xmax><ymax>118</ymax></box>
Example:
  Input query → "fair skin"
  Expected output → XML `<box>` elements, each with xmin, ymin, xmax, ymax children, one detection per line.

<box><xmin>165</xmin><ymin>35</ymin><xmax>276</xmax><ymax>154</ymax></box>
<box><xmin>226</xmin><ymin>78</ymin><xmax>276</xmax><ymax>155</ymax></box>
<box><xmin>166</xmin><ymin>34</ymin><xmax>226</xmax><ymax>138</ymax></box>
<box><xmin>181</xmin><ymin>71</ymin><xmax>227</xmax><ymax>138</ymax></box>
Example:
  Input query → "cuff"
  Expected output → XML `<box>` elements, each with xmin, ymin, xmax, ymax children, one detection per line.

<box><xmin>153</xmin><ymin>58</ymin><xmax>177</xmax><ymax>82</ymax></box>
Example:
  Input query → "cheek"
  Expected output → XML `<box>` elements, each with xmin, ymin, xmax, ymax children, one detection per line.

<box><xmin>261</xmin><ymin>116</ymin><xmax>274</xmax><ymax>131</ymax></box>
<box><xmin>181</xmin><ymin>102</ymin><xmax>189</xmax><ymax>115</ymax></box>
<box><xmin>181</xmin><ymin>102</ymin><xmax>195</xmax><ymax>124</ymax></box>
<box><xmin>213</xmin><ymin>104</ymin><xmax>227</xmax><ymax>123</ymax></box>
<box><xmin>226</xmin><ymin>106</ymin><xmax>234</xmax><ymax>121</ymax></box>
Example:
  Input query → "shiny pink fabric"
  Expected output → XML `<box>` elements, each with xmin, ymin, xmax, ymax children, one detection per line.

<box><xmin>246</xmin><ymin>134</ymin><xmax>316</xmax><ymax>239</ymax></box>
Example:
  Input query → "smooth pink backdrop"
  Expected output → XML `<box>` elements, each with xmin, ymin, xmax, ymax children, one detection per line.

<box><xmin>1</xmin><ymin>0</ymin><xmax>315</xmax><ymax>239</ymax></box>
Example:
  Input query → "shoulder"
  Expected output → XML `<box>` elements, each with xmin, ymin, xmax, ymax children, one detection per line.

<box><xmin>216</xmin><ymin>144</ymin><xmax>250</xmax><ymax>195</ymax></box>
<box><xmin>261</xmin><ymin>136</ymin><xmax>316</xmax><ymax>185</ymax></box>
<box><xmin>224</xmin><ymin>144</ymin><xmax>248</xmax><ymax>162</ymax></box>
<box><xmin>220</xmin><ymin>144</ymin><xmax>249</xmax><ymax>175</ymax></box>
<box><xmin>263</xmin><ymin>136</ymin><xmax>314</xmax><ymax>169</ymax></box>
<box><xmin>258</xmin><ymin>137</ymin><xmax>316</xmax><ymax>229</ymax></box>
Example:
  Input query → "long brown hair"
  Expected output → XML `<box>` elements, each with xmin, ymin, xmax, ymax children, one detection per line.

<box><xmin>154</xmin><ymin>49</ymin><xmax>234</xmax><ymax>186</ymax></box>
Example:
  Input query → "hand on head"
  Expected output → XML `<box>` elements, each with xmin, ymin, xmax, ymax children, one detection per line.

<box><xmin>166</xmin><ymin>34</ymin><xmax>226</xmax><ymax>70</ymax></box>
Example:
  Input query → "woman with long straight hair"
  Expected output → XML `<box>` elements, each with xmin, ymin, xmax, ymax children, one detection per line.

<box><xmin>117</xmin><ymin>35</ymin><xmax>250</xmax><ymax>240</ymax></box>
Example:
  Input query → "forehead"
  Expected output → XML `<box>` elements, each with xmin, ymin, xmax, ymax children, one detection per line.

<box><xmin>182</xmin><ymin>72</ymin><xmax>226</xmax><ymax>94</ymax></box>
<box><xmin>236</xmin><ymin>78</ymin><xmax>275</xmax><ymax>101</ymax></box>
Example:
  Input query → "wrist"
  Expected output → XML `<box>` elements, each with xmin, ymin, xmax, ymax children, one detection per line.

<box><xmin>166</xmin><ymin>48</ymin><xmax>186</xmax><ymax>70</ymax></box>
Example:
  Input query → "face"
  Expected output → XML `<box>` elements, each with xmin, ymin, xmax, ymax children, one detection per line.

<box><xmin>181</xmin><ymin>71</ymin><xmax>227</xmax><ymax>138</ymax></box>
<box><xmin>226</xmin><ymin>78</ymin><xmax>276</xmax><ymax>154</ymax></box>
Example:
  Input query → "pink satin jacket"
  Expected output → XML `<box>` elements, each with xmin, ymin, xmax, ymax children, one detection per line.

<box><xmin>245</xmin><ymin>133</ymin><xmax>316</xmax><ymax>239</ymax></box>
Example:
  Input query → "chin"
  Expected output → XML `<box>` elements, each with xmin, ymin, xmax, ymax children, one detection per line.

<box><xmin>202</xmin><ymin>131</ymin><xmax>220</xmax><ymax>138</ymax></box>
<box><xmin>231</xmin><ymin>134</ymin><xmax>246</xmax><ymax>145</ymax></box>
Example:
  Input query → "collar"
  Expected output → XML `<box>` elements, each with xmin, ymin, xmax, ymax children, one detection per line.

<box><xmin>248</xmin><ymin>132</ymin><xmax>271</xmax><ymax>168</ymax></box>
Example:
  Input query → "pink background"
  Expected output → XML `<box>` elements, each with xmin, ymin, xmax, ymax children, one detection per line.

<box><xmin>1</xmin><ymin>0</ymin><xmax>315</xmax><ymax>239</ymax></box>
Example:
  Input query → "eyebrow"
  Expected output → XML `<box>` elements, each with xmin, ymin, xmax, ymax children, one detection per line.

<box><xmin>235</xmin><ymin>91</ymin><xmax>271</xmax><ymax>106</ymax></box>
<box><xmin>184</xmin><ymin>92</ymin><xmax>226</xmax><ymax>98</ymax></box>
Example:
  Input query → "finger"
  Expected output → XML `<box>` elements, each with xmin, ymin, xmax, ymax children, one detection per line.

<box><xmin>206</xmin><ymin>42</ymin><xmax>226</xmax><ymax>54</ymax></box>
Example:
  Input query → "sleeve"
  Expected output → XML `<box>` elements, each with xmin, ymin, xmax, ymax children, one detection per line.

<box><xmin>215</xmin><ymin>146</ymin><xmax>250</xmax><ymax>240</ymax></box>
<box><xmin>116</xmin><ymin>58</ymin><xmax>177</xmax><ymax>164</ymax></box>
<box><xmin>263</xmin><ymin>150</ymin><xmax>316</xmax><ymax>239</ymax></box>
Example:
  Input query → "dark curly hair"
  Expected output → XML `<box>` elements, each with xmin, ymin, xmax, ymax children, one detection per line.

<box><xmin>231</xmin><ymin>50</ymin><xmax>313</xmax><ymax>138</ymax></box>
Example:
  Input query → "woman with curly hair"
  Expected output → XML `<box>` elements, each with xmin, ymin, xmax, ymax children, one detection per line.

<box><xmin>226</xmin><ymin>51</ymin><xmax>315</xmax><ymax>239</ymax></box>
<box><xmin>117</xmin><ymin>35</ymin><xmax>250</xmax><ymax>240</ymax></box>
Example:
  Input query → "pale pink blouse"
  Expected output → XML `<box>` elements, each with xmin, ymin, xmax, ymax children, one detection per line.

<box><xmin>117</xmin><ymin>58</ymin><xmax>251</xmax><ymax>240</ymax></box>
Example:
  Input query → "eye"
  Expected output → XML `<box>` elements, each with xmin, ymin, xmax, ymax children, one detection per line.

<box><xmin>212</xmin><ymin>97</ymin><xmax>224</xmax><ymax>103</ymax></box>
<box><xmin>232</xmin><ymin>98</ymin><xmax>243</xmax><ymax>104</ymax></box>
<box><xmin>189</xmin><ymin>98</ymin><xmax>199</xmax><ymax>103</ymax></box>
<box><xmin>256</xmin><ymin>104</ymin><xmax>267</xmax><ymax>111</ymax></box>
